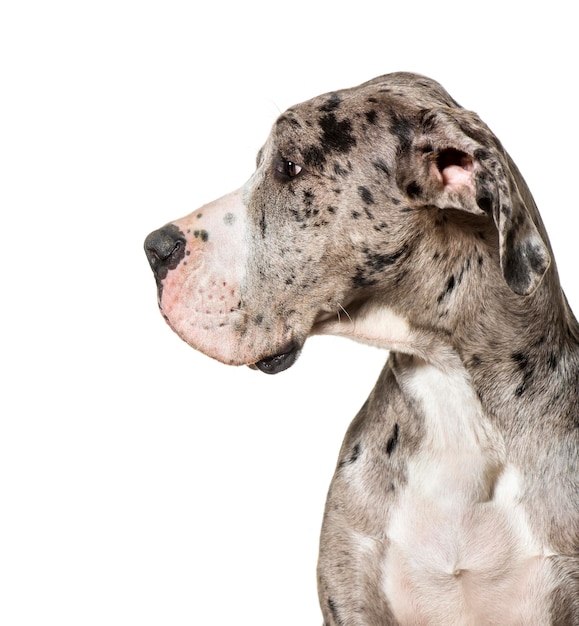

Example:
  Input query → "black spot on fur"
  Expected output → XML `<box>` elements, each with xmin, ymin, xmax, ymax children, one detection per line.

<box><xmin>364</xmin><ymin>245</ymin><xmax>408</xmax><ymax>272</ymax></box>
<box><xmin>319</xmin><ymin>113</ymin><xmax>356</xmax><ymax>154</ymax></box>
<box><xmin>406</xmin><ymin>181</ymin><xmax>422</xmax><ymax>199</ymax></box>
<box><xmin>476</xmin><ymin>187</ymin><xmax>494</xmax><ymax>214</ymax></box>
<box><xmin>339</xmin><ymin>443</ymin><xmax>361</xmax><ymax>468</ymax></box>
<box><xmin>526</xmin><ymin>241</ymin><xmax>549</xmax><ymax>274</ymax></box>
<box><xmin>548</xmin><ymin>352</ymin><xmax>559</xmax><ymax>370</ymax></box>
<box><xmin>304</xmin><ymin>189</ymin><xmax>315</xmax><ymax>207</ymax></box>
<box><xmin>474</xmin><ymin>170</ymin><xmax>495</xmax><ymax>209</ymax></box>
<box><xmin>333</xmin><ymin>162</ymin><xmax>350</xmax><ymax>177</ymax></box>
<box><xmin>353</xmin><ymin>245</ymin><xmax>408</xmax><ymax>287</ymax></box>
<box><xmin>303</xmin><ymin>144</ymin><xmax>327</xmax><ymax>168</ymax></box>
<box><xmin>386</xmin><ymin>423</ymin><xmax>399</xmax><ymax>456</ymax></box>
<box><xmin>512</xmin><ymin>351</ymin><xmax>529</xmax><ymax>370</ymax></box>
<box><xmin>511</xmin><ymin>351</ymin><xmax>535</xmax><ymax>397</ymax></box>
<box><xmin>358</xmin><ymin>186</ymin><xmax>375</xmax><ymax>205</ymax></box>
<box><xmin>373</xmin><ymin>158</ymin><xmax>391</xmax><ymax>178</ymax></box>
<box><xmin>437</xmin><ymin>274</ymin><xmax>456</xmax><ymax>304</ymax></box>
<box><xmin>365</xmin><ymin>109</ymin><xmax>378</xmax><ymax>125</ymax></box>
<box><xmin>515</xmin><ymin>382</ymin><xmax>527</xmax><ymax>397</ymax></box>
<box><xmin>352</xmin><ymin>267</ymin><xmax>377</xmax><ymax>288</ymax></box>
<box><xmin>318</xmin><ymin>93</ymin><xmax>342</xmax><ymax>112</ymax></box>
<box><xmin>193</xmin><ymin>229</ymin><xmax>209</xmax><ymax>242</ymax></box>
<box><xmin>470</xmin><ymin>355</ymin><xmax>482</xmax><ymax>367</ymax></box>
<box><xmin>276</xmin><ymin>111</ymin><xmax>301</xmax><ymax>128</ymax></box>
<box><xmin>389</xmin><ymin>112</ymin><xmax>414</xmax><ymax>151</ymax></box>
<box><xmin>289</xmin><ymin>207</ymin><xmax>305</xmax><ymax>223</ymax></box>
<box><xmin>474</xmin><ymin>148</ymin><xmax>492</xmax><ymax>162</ymax></box>
<box><xmin>327</xmin><ymin>598</ymin><xmax>344</xmax><ymax>626</ymax></box>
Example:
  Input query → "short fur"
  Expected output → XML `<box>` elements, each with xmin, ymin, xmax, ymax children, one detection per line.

<box><xmin>145</xmin><ymin>73</ymin><xmax>578</xmax><ymax>624</ymax></box>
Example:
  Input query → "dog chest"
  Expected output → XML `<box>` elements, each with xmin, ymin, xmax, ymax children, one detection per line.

<box><xmin>381</xmin><ymin>358</ymin><xmax>553</xmax><ymax>624</ymax></box>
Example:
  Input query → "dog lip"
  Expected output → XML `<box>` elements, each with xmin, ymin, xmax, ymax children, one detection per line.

<box><xmin>254</xmin><ymin>343</ymin><xmax>302</xmax><ymax>375</ymax></box>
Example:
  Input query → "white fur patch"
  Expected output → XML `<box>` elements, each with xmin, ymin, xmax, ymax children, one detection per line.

<box><xmin>313</xmin><ymin>306</ymin><xmax>413</xmax><ymax>352</ymax></box>
<box><xmin>382</xmin><ymin>358</ymin><xmax>554</xmax><ymax>624</ymax></box>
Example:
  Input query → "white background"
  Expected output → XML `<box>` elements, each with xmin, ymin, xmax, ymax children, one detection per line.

<box><xmin>1</xmin><ymin>2</ymin><xmax>577</xmax><ymax>624</ymax></box>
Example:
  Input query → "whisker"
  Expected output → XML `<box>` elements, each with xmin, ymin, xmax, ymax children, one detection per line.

<box><xmin>338</xmin><ymin>303</ymin><xmax>353</xmax><ymax>323</ymax></box>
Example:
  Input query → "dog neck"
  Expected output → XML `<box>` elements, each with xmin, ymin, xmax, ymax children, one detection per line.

<box><xmin>314</xmin><ymin>264</ymin><xmax>578</xmax><ymax>432</ymax></box>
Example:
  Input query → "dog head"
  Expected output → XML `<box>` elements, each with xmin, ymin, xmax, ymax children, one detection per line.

<box><xmin>144</xmin><ymin>72</ymin><xmax>551</xmax><ymax>372</ymax></box>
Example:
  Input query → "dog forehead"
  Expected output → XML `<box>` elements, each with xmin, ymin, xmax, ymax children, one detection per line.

<box><xmin>277</xmin><ymin>84</ymin><xmax>384</xmax><ymax>131</ymax></box>
<box><xmin>271</xmin><ymin>88</ymin><xmax>379</xmax><ymax>163</ymax></box>
<box><xmin>269</xmin><ymin>75</ymin><xmax>460</xmax><ymax>167</ymax></box>
<box><xmin>276</xmin><ymin>72</ymin><xmax>458</xmax><ymax>127</ymax></box>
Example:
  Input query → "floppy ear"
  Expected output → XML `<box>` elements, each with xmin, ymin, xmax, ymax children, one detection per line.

<box><xmin>397</xmin><ymin>107</ymin><xmax>551</xmax><ymax>296</ymax></box>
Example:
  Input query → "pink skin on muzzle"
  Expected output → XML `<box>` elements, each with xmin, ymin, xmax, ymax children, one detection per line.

<box><xmin>158</xmin><ymin>190</ymin><xmax>251</xmax><ymax>365</ymax></box>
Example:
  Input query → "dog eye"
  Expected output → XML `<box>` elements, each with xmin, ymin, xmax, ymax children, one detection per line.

<box><xmin>277</xmin><ymin>159</ymin><xmax>303</xmax><ymax>179</ymax></box>
<box><xmin>285</xmin><ymin>161</ymin><xmax>302</xmax><ymax>177</ymax></box>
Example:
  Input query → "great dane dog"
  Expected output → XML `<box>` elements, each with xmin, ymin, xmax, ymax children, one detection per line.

<box><xmin>144</xmin><ymin>73</ymin><xmax>578</xmax><ymax>624</ymax></box>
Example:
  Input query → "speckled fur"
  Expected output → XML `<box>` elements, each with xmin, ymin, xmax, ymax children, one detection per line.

<box><xmin>145</xmin><ymin>73</ymin><xmax>579</xmax><ymax>624</ymax></box>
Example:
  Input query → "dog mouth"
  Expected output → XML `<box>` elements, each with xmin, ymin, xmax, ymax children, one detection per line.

<box><xmin>253</xmin><ymin>342</ymin><xmax>302</xmax><ymax>375</ymax></box>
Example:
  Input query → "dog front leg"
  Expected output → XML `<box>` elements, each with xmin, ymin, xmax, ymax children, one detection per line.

<box><xmin>317</xmin><ymin>488</ymin><xmax>398</xmax><ymax>626</ymax></box>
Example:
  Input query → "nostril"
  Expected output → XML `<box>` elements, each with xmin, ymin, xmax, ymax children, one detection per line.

<box><xmin>151</xmin><ymin>239</ymin><xmax>181</xmax><ymax>262</ymax></box>
<box><xmin>144</xmin><ymin>224</ymin><xmax>187</xmax><ymax>279</ymax></box>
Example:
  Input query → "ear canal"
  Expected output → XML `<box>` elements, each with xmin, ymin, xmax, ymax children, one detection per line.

<box><xmin>402</xmin><ymin>108</ymin><xmax>551</xmax><ymax>295</ymax></box>
<box><xmin>436</xmin><ymin>149</ymin><xmax>475</xmax><ymax>189</ymax></box>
